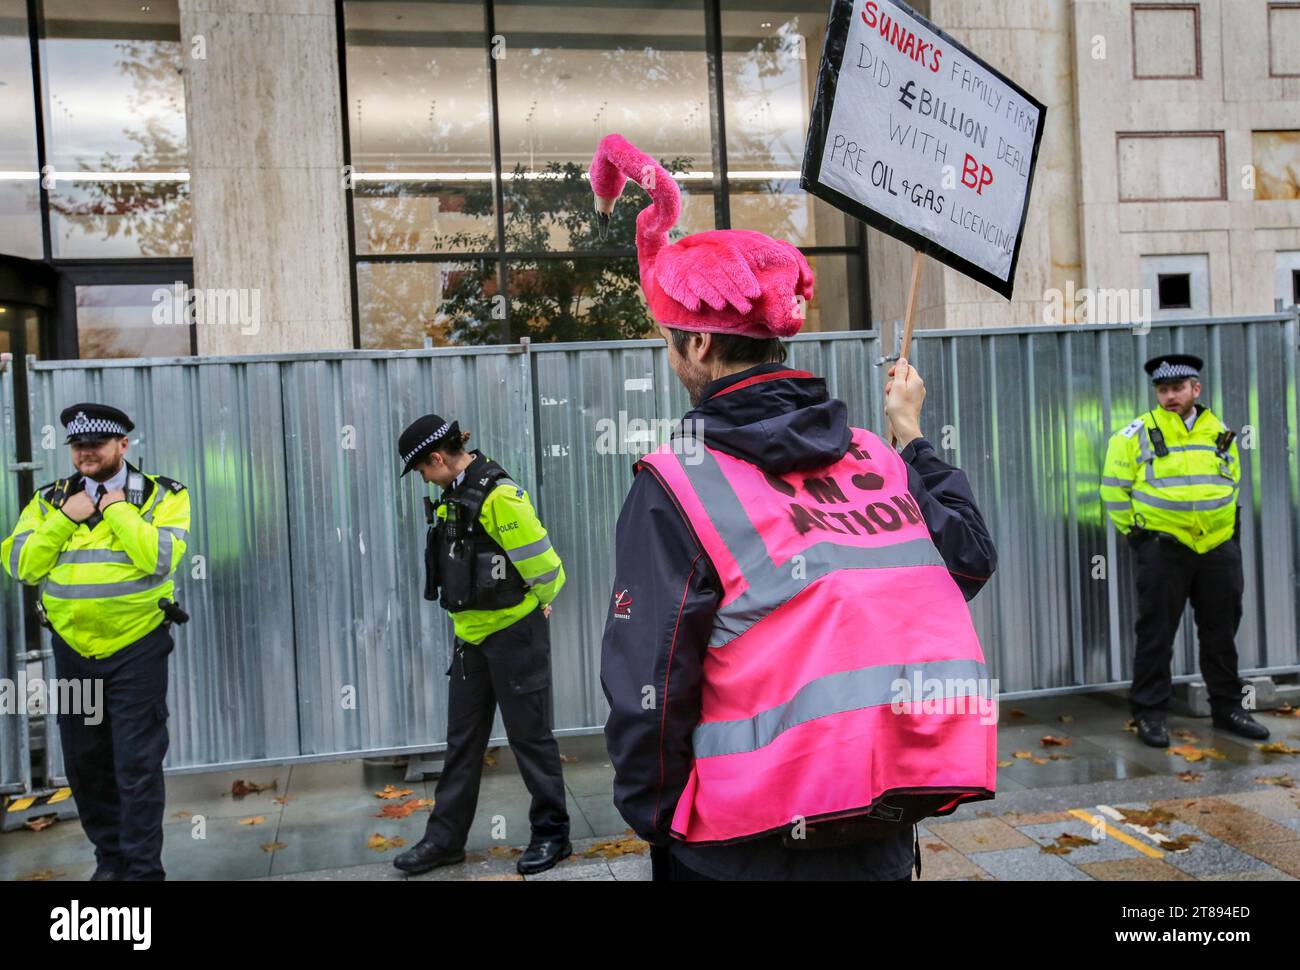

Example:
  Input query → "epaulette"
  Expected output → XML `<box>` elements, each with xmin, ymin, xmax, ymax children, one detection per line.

<box><xmin>151</xmin><ymin>475</ymin><xmax>186</xmax><ymax>493</ymax></box>
<box><xmin>36</xmin><ymin>478</ymin><xmax>74</xmax><ymax>507</ymax></box>
<box><xmin>1119</xmin><ymin>418</ymin><xmax>1145</xmax><ymax>439</ymax></box>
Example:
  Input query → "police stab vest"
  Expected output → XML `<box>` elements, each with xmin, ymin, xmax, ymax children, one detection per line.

<box><xmin>636</xmin><ymin>428</ymin><xmax>997</xmax><ymax>845</ymax></box>
<box><xmin>425</xmin><ymin>453</ymin><xmax>528</xmax><ymax>613</ymax></box>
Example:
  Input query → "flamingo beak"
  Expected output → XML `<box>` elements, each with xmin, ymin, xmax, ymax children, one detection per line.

<box><xmin>594</xmin><ymin>195</ymin><xmax>615</xmax><ymax>241</ymax></box>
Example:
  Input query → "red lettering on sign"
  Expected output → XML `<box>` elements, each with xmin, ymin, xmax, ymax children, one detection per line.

<box><xmin>961</xmin><ymin>153</ymin><xmax>994</xmax><ymax>195</ymax></box>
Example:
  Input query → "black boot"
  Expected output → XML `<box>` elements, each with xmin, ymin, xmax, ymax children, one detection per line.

<box><xmin>1212</xmin><ymin>708</ymin><xmax>1270</xmax><ymax>741</ymax></box>
<box><xmin>1135</xmin><ymin>717</ymin><xmax>1169</xmax><ymax>748</ymax></box>
<box><xmin>89</xmin><ymin>866</ymin><xmax>123</xmax><ymax>882</ymax></box>
<box><xmin>517</xmin><ymin>837</ymin><xmax>572</xmax><ymax>875</ymax></box>
<box><xmin>393</xmin><ymin>838</ymin><xmax>466</xmax><ymax>875</ymax></box>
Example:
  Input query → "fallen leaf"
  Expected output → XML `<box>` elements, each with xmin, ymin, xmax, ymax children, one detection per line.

<box><xmin>272</xmin><ymin>796</ymin><xmax>293</xmax><ymax>806</ymax></box>
<box><xmin>559</xmin><ymin>754</ymin><xmax>578</xmax><ymax>764</ymax></box>
<box><xmin>1171</xmin><ymin>729</ymin><xmax>1200</xmax><ymax>742</ymax></box>
<box><xmin>1057</xmin><ymin>833</ymin><xmax>1096</xmax><ymax>848</ymax></box>
<box><xmin>260</xmin><ymin>842</ymin><xmax>287</xmax><ymax>853</ymax></box>
<box><xmin>583</xmin><ymin>836</ymin><xmax>649</xmax><ymax>859</ymax></box>
<box><xmin>1177</xmin><ymin>771</ymin><xmax>1203</xmax><ymax>783</ymax></box>
<box><xmin>1162</xmin><ymin>834</ymin><xmax>1200</xmax><ymax>852</ymax></box>
<box><xmin>17</xmin><ymin>868</ymin><xmax>62</xmax><ymax>881</ymax></box>
<box><xmin>1117</xmin><ymin>807</ymin><xmax>1177</xmax><ymax>831</ymax></box>
<box><xmin>996</xmin><ymin>760</ymin><xmax>1014</xmax><ymax>768</ymax></box>
<box><xmin>924</xmin><ymin>841</ymin><xmax>948</xmax><ymax>853</ymax></box>
<box><xmin>1168</xmin><ymin>745</ymin><xmax>1227</xmax><ymax>763</ymax></box>
<box><xmin>1258</xmin><ymin>741</ymin><xmax>1300</xmax><ymax>755</ymax></box>
<box><xmin>484</xmin><ymin>747</ymin><xmax>500</xmax><ymax>768</ymax></box>
<box><xmin>1255</xmin><ymin>775</ymin><xmax>1296</xmax><ymax>788</ymax></box>
<box><xmin>172</xmin><ymin>810</ymin><xmax>193</xmax><ymax>819</ymax></box>
<box><xmin>475</xmin><ymin>874</ymin><xmax>524</xmax><ymax>881</ymax></box>
<box><xmin>374</xmin><ymin>785</ymin><xmax>414</xmax><ymax>800</ymax></box>
<box><xmin>1030</xmin><ymin>757</ymin><xmax>1049</xmax><ymax>765</ymax></box>
<box><xmin>239</xmin><ymin>816</ymin><xmax>266</xmax><ymax>826</ymax></box>
<box><xmin>1040</xmin><ymin>735</ymin><xmax>1072</xmax><ymax>747</ymax></box>
<box><xmin>1123</xmin><ymin>720</ymin><xmax>1138</xmax><ymax>733</ymax></box>
<box><xmin>374</xmin><ymin>798</ymin><xmax>431</xmax><ymax>819</ymax></box>
<box><xmin>231</xmin><ymin>779</ymin><xmax>277</xmax><ymax>798</ymax></box>
<box><xmin>1047</xmin><ymin>753</ymin><xmax>1073</xmax><ymax>761</ymax></box>
<box><xmin>1012</xmin><ymin>751</ymin><xmax>1033</xmax><ymax>760</ymax></box>
<box><xmin>489</xmin><ymin>845</ymin><xmax>523</xmax><ymax>858</ymax></box>
<box><xmin>1058</xmin><ymin>714</ymin><xmax>1074</xmax><ymax>724</ymax></box>
<box><xmin>367</xmin><ymin>833</ymin><xmax>407</xmax><ymax>852</ymax></box>
<box><xmin>23</xmin><ymin>814</ymin><xmax>57</xmax><ymax>832</ymax></box>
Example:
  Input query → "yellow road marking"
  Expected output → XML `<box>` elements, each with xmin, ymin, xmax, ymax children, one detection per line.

<box><xmin>1069</xmin><ymin>808</ymin><xmax>1164</xmax><ymax>859</ymax></box>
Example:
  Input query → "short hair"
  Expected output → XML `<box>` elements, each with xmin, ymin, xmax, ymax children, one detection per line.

<box><xmin>667</xmin><ymin>328</ymin><xmax>788</xmax><ymax>366</ymax></box>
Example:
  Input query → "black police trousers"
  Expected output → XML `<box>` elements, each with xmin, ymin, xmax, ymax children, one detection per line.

<box><xmin>422</xmin><ymin>607</ymin><xmax>569</xmax><ymax>849</ymax></box>
<box><xmin>1130</xmin><ymin>533</ymin><xmax>1245</xmax><ymax>719</ymax></box>
<box><xmin>51</xmin><ymin>623</ymin><xmax>173</xmax><ymax>881</ymax></box>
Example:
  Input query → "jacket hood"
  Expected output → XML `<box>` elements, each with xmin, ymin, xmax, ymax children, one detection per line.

<box><xmin>680</xmin><ymin>363</ymin><xmax>852</xmax><ymax>474</ymax></box>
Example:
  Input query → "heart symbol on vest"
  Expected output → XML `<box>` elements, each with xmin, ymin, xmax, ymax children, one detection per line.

<box><xmin>851</xmin><ymin>473</ymin><xmax>885</xmax><ymax>491</ymax></box>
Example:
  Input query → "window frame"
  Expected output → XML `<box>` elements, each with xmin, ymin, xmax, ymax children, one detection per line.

<box><xmin>337</xmin><ymin>0</ymin><xmax>872</xmax><ymax>349</ymax></box>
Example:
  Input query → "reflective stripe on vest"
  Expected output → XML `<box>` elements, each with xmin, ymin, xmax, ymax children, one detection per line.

<box><xmin>638</xmin><ymin>428</ymin><xmax>996</xmax><ymax>844</ymax></box>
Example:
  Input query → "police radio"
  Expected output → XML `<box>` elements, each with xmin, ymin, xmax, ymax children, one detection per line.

<box><xmin>423</xmin><ymin>497</ymin><xmax>442</xmax><ymax>602</ymax></box>
<box><xmin>1148</xmin><ymin>425</ymin><xmax>1169</xmax><ymax>458</ymax></box>
<box><xmin>1215</xmin><ymin>429</ymin><xmax>1236</xmax><ymax>460</ymax></box>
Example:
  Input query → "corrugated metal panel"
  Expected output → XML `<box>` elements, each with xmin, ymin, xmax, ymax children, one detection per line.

<box><xmin>280</xmin><ymin>346</ymin><xmax>535</xmax><ymax>756</ymax></box>
<box><xmin>2</xmin><ymin>315</ymin><xmax>1293</xmax><ymax>775</ymax></box>
<box><xmin>0</xmin><ymin>366</ymin><xmax>30</xmax><ymax>794</ymax></box>
<box><xmin>27</xmin><ymin>358</ymin><xmax>299</xmax><ymax>774</ymax></box>
<box><xmin>909</xmin><ymin>314</ymin><xmax>1300</xmax><ymax>696</ymax></box>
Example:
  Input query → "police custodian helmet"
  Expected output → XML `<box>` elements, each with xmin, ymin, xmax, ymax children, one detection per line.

<box><xmin>1143</xmin><ymin>353</ymin><xmax>1203</xmax><ymax>385</ymax></box>
<box><xmin>397</xmin><ymin>413</ymin><xmax>461</xmax><ymax>476</ymax></box>
<box><xmin>61</xmin><ymin>403</ymin><xmax>134</xmax><ymax>444</ymax></box>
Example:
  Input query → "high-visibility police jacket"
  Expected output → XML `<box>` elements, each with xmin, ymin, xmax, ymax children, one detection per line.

<box><xmin>637</xmin><ymin>428</ymin><xmax>997</xmax><ymax>845</ymax></box>
<box><xmin>1</xmin><ymin>465</ymin><xmax>190</xmax><ymax>659</ymax></box>
<box><xmin>1100</xmin><ymin>404</ymin><xmax>1240</xmax><ymax>554</ymax></box>
<box><xmin>432</xmin><ymin>452</ymin><xmax>564</xmax><ymax>646</ymax></box>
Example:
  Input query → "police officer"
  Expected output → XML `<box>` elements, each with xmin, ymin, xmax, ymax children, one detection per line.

<box><xmin>392</xmin><ymin>415</ymin><xmax>571</xmax><ymax>876</ymax></box>
<box><xmin>1</xmin><ymin>404</ymin><xmax>190</xmax><ymax>880</ymax></box>
<box><xmin>1101</xmin><ymin>355</ymin><xmax>1269</xmax><ymax>748</ymax></box>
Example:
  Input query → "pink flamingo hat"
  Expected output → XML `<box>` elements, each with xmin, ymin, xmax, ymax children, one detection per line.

<box><xmin>589</xmin><ymin>133</ymin><xmax>814</xmax><ymax>339</ymax></box>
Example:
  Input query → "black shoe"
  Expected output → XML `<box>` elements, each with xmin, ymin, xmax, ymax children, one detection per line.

<box><xmin>1135</xmin><ymin>717</ymin><xmax>1169</xmax><ymax>748</ymax></box>
<box><xmin>392</xmin><ymin>838</ymin><xmax>466</xmax><ymax>875</ymax></box>
<box><xmin>89</xmin><ymin>866</ymin><xmax>123</xmax><ymax>882</ymax></box>
<box><xmin>1212</xmin><ymin>709</ymin><xmax>1270</xmax><ymax>741</ymax></box>
<box><xmin>516</xmin><ymin>837</ymin><xmax>572</xmax><ymax>875</ymax></box>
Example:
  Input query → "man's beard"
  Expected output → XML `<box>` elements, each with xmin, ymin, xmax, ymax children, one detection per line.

<box><xmin>86</xmin><ymin>456</ymin><xmax>125</xmax><ymax>482</ymax></box>
<box><xmin>682</xmin><ymin>365</ymin><xmax>710</xmax><ymax>407</ymax></box>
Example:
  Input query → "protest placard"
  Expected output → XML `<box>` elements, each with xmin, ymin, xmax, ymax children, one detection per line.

<box><xmin>802</xmin><ymin>0</ymin><xmax>1046</xmax><ymax>301</ymax></box>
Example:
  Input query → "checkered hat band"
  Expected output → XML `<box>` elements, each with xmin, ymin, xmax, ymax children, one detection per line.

<box><xmin>403</xmin><ymin>421</ymin><xmax>452</xmax><ymax>463</ymax></box>
<box><xmin>1151</xmin><ymin>362</ymin><xmax>1198</xmax><ymax>381</ymax></box>
<box><xmin>66</xmin><ymin>414</ymin><xmax>126</xmax><ymax>437</ymax></box>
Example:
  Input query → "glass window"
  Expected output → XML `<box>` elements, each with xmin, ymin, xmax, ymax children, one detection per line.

<box><xmin>76</xmin><ymin>283</ymin><xmax>191</xmax><ymax>358</ymax></box>
<box><xmin>40</xmin><ymin>0</ymin><xmax>190</xmax><ymax>258</ymax></box>
<box><xmin>357</xmin><ymin>259</ymin><xmax>500</xmax><ymax>348</ymax></box>
<box><xmin>721</xmin><ymin>0</ymin><xmax>853</xmax><ymax>247</ymax></box>
<box><xmin>0</xmin><ymin>0</ymin><xmax>43</xmax><ymax>258</ymax></box>
<box><xmin>493</xmin><ymin>0</ymin><xmax>715</xmax><ymax>251</ymax></box>
<box><xmin>506</xmin><ymin>256</ymin><xmax>651</xmax><ymax>341</ymax></box>
<box><xmin>344</xmin><ymin>1</ymin><xmax>497</xmax><ymax>256</ymax></box>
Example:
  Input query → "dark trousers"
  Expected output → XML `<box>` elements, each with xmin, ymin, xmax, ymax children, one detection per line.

<box><xmin>51</xmin><ymin>623</ymin><xmax>173</xmax><ymax>881</ymax></box>
<box><xmin>423</xmin><ymin>607</ymin><xmax>569</xmax><ymax>849</ymax></box>
<box><xmin>1131</xmin><ymin>534</ymin><xmax>1245</xmax><ymax>719</ymax></box>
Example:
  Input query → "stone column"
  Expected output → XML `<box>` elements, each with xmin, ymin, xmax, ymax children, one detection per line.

<box><xmin>180</xmin><ymin>0</ymin><xmax>353</xmax><ymax>354</ymax></box>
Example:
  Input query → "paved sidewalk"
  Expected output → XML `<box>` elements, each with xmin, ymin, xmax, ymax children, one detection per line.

<box><xmin>5</xmin><ymin>690</ymin><xmax>1300</xmax><ymax>881</ymax></box>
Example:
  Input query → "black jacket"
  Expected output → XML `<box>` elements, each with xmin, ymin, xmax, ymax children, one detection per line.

<box><xmin>599</xmin><ymin>362</ymin><xmax>997</xmax><ymax>879</ymax></box>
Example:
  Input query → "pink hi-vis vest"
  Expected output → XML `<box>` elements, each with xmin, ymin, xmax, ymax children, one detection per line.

<box><xmin>637</xmin><ymin>427</ymin><xmax>997</xmax><ymax>844</ymax></box>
